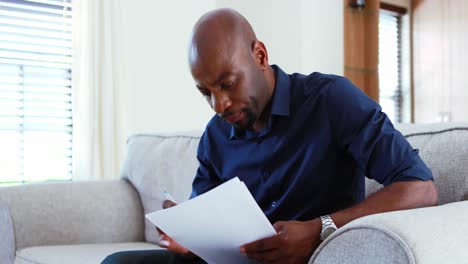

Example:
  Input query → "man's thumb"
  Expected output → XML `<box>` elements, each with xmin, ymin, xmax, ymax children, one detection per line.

<box><xmin>162</xmin><ymin>199</ymin><xmax>177</xmax><ymax>209</ymax></box>
<box><xmin>273</xmin><ymin>221</ymin><xmax>286</xmax><ymax>233</ymax></box>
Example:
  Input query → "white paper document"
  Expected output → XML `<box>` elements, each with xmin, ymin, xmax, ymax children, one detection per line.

<box><xmin>145</xmin><ymin>177</ymin><xmax>277</xmax><ymax>264</ymax></box>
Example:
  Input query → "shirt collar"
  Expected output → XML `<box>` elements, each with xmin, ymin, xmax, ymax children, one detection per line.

<box><xmin>230</xmin><ymin>65</ymin><xmax>291</xmax><ymax>140</ymax></box>
<box><xmin>270</xmin><ymin>64</ymin><xmax>291</xmax><ymax>117</ymax></box>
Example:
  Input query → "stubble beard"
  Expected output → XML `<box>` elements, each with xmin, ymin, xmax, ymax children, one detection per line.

<box><xmin>233</xmin><ymin>97</ymin><xmax>259</xmax><ymax>131</ymax></box>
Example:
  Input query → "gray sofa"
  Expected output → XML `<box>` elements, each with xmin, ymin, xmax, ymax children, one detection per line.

<box><xmin>1</xmin><ymin>123</ymin><xmax>468</xmax><ymax>264</ymax></box>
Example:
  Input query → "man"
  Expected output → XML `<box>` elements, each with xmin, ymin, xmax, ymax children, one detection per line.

<box><xmin>103</xmin><ymin>8</ymin><xmax>437</xmax><ymax>264</ymax></box>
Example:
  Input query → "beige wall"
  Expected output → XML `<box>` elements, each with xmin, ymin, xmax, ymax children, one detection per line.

<box><xmin>117</xmin><ymin>0</ymin><xmax>344</xmax><ymax>149</ymax></box>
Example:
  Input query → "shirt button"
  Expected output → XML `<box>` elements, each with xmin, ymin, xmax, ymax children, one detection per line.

<box><xmin>271</xmin><ymin>201</ymin><xmax>277</xmax><ymax>208</ymax></box>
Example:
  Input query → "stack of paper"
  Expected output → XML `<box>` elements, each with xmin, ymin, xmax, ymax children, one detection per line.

<box><xmin>145</xmin><ymin>177</ymin><xmax>277</xmax><ymax>264</ymax></box>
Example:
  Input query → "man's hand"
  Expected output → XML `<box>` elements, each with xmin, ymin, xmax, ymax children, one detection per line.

<box><xmin>156</xmin><ymin>200</ymin><xmax>194</xmax><ymax>256</ymax></box>
<box><xmin>240</xmin><ymin>219</ymin><xmax>321</xmax><ymax>264</ymax></box>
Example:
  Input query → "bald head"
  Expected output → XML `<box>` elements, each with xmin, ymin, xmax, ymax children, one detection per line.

<box><xmin>188</xmin><ymin>8</ymin><xmax>257</xmax><ymax>68</ymax></box>
<box><xmin>188</xmin><ymin>9</ymin><xmax>275</xmax><ymax>132</ymax></box>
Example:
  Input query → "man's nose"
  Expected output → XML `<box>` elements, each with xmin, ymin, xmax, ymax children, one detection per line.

<box><xmin>211</xmin><ymin>92</ymin><xmax>232</xmax><ymax>114</ymax></box>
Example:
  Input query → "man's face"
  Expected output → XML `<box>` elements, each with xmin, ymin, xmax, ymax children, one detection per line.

<box><xmin>190</xmin><ymin>47</ymin><xmax>268</xmax><ymax>131</ymax></box>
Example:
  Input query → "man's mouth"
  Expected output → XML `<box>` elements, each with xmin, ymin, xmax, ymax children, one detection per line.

<box><xmin>224</xmin><ymin>112</ymin><xmax>245</xmax><ymax>124</ymax></box>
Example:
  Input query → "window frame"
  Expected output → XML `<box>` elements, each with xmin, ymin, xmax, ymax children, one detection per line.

<box><xmin>378</xmin><ymin>2</ymin><xmax>410</xmax><ymax>123</ymax></box>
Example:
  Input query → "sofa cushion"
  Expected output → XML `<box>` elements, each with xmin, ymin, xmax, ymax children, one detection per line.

<box><xmin>121</xmin><ymin>132</ymin><xmax>202</xmax><ymax>243</ymax></box>
<box><xmin>366</xmin><ymin>123</ymin><xmax>468</xmax><ymax>204</ymax></box>
<box><xmin>15</xmin><ymin>242</ymin><xmax>160</xmax><ymax>264</ymax></box>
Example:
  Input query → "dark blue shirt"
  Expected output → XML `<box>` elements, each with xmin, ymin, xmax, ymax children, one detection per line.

<box><xmin>190</xmin><ymin>65</ymin><xmax>433</xmax><ymax>224</ymax></box>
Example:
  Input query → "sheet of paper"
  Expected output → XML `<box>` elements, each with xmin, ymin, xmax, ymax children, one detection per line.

<box><xmin>145</xmin><ymin>177</ymin><xmax>277</xmax><ymax>264</ymax></box>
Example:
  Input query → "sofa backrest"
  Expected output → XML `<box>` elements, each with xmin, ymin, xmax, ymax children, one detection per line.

<box><xmin>121</xmin><ymin>132</ymin><xmax>201</xmax><ymax>243</ymax></box>
<box><xmin>366</xmin><ymin>123</ymin><xmax>468</xmax><ymax>204</ymax></box>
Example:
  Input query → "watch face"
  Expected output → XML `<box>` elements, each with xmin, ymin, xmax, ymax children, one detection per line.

<box><xmin>321</xmin><ymin>227</ymin><xmax>337</xmax><ymax>240</ymax></box>
<box><xmin>323</xmin><ymin>228</ymin><xmax>336</xmax><ymax>237</ymax></box>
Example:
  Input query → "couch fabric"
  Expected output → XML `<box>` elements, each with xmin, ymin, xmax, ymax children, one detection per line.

<box><xmin>0</xmin><ymin>180</ymin><xmax>145</xmax><ymax>250</ymax></box>
<box><xmin>0</xmin><ymin>180</ymin><xmax>148</xmax><ymax>264</ymax></box>
<box><xmin>312</xmin><ymin>227</ymin><xmax>414</xmax><ymax>264</ymax></box>
<box><xmin>121</xmin><ymin>132</ymin><xmax>201</xmax><ymax>243</ymax></box>
<box><xmin>0</xmin><ymin>200</ymin><xmax>15</xmax><ymax>264</ymax></box>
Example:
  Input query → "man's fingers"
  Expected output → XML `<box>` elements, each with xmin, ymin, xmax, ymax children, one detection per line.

<box><xmin>273</xmin><ymin>221</ymin><xmax>287</xmax><ymax>233</ymax></box>
<box><xmin>162</xmin><ymin>199</ymin><xmax>177</xmax><ymax>209</ymax></box>
<box><xmin>158</xmin><ymin>234</ymin><xmax>169</xmax><ymax>248</ymax></box>
<box><xmin>241</xmin><ymin>233</ymin><xmax>282</xmax><ymax>255</ymax></box>
<box><xmin>158</xmin><ymin>234</ymin><xmax>190</xmax><ymax>254</ymax></box>
<box><xmin>240</xmin><ymin>223</ymin><xmax>285</xmax><ymax>262</ymax></box>
<box><xmin>157</xmin><ymin>201</ymin><xmax>188</xmax><ymax>255</ymax></box>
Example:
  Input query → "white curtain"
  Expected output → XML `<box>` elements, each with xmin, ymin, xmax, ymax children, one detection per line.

<box><xmin>72</xmin><ymin>0</ymin><xmax>128</xmax><ymax>180</ymax></box>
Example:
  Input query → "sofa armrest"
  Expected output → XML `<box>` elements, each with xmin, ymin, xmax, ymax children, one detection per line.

<box><xmin>0</xmin><ymin>179</ymin><xmax>146</xmax><ymax>254</ymax></box>
<box><xmin>309</xmin><ymin>200</ymin><xmax>468</xmax><ymax>264</ymax></box>
<box><xmin>0</xmin><ymin>199</ymin><xmax>15</xmax><ymax>264</ymax></box>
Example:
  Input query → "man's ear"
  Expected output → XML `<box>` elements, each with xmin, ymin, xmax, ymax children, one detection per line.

<box><xmin>252</xmin><ymin>40</ymin><xmax>269</xmax><ymax>70</ymax></box>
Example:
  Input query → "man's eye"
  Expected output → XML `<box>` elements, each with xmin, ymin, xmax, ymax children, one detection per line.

<box><xmin>221</xmin><ymin>81</ymin><xmax>234</xmax><ymax>90</ymax></box>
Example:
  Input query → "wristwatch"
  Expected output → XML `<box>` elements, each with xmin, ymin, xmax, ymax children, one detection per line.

<box><xmin>320</xmin><ymin>215</ymin><xmax>338</xmax><ymax>241</ymax></box>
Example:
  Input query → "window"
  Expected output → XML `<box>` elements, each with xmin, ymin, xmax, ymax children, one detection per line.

<box><xmin>0</xmin><ymin>0</ymin><xmax>73</xmax><ymax>186</ymax></box>
<box><xmin>378</xmin><ymin>3</ymin><xmax>410</xmax><ymax>123</ymax></box>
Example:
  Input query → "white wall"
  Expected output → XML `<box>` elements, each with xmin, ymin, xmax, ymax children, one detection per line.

<box><xmin>117</xmin><ymin>0</ymin><xmax>344</xmax><ymax>142</ymax></box>
<box><xmin>301</xmin><ymin>0</ymin><xmax>343</xmax><ymax>75</ymax></box>
<box><xmin>118</xmin><ymin>0</ymin><xmax>216</xmax><ymax>139</ymax></box>
<box><xmin>216</xmin><ymin>0</ymin><xmax>343</xmax><ymax>75</ymax></box>
<box><xmin>216</xmin><ymin>0</ymin><xmax>303</xmax><ymax>74</ymax></box>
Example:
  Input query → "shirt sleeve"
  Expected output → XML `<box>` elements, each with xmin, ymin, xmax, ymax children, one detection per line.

<box><xmin>325</xmin><ymin>76</ymin><xmax>433</xmax><ymax>186</ymax></box>
<box><xmin>189</xmin><ymin>131</ymin><xmax>222</xmax><ymax>199</ymax></box>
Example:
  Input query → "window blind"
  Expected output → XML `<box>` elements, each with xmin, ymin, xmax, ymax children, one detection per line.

<box><xmin>378</xmin><ymin>11</ymin><xmax>402</xmax><ymax>123</ymax></box>
<box><xmin>0</xmin><ymin>0</ymin><xmax>73</xmax><ymax>185</ymax></box>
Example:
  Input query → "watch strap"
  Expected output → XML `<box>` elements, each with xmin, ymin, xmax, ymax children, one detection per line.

<box><xmin>320</xmin><ymin>215</ymin><xmax>338</xmax><ymax>241</ymax></box>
